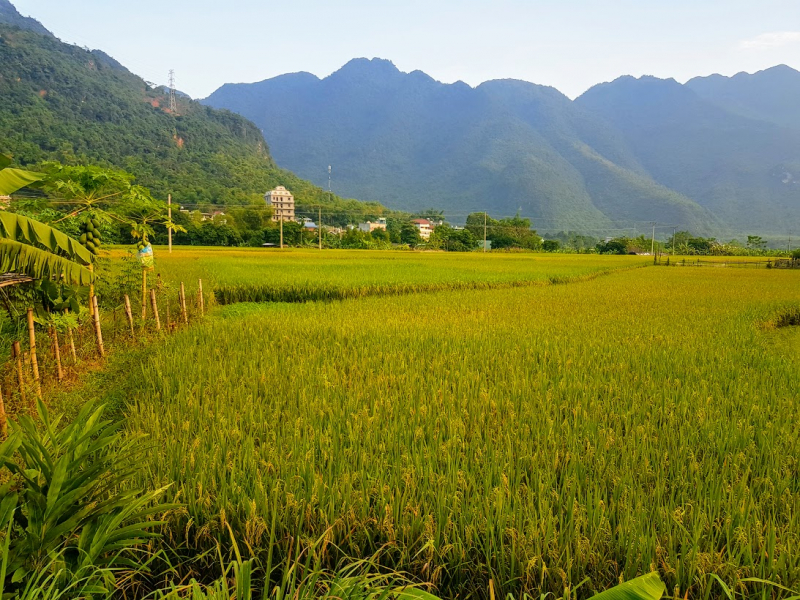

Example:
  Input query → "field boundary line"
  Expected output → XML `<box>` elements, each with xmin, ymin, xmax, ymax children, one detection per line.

<box><xmin>213</xmin><ymin>262</ymin><xmax>652</xmax><ymax>306</ymax></box>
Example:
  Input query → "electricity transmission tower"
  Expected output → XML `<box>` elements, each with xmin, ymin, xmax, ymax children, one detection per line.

<box><xmin>168</xmin><ymin>70</ymin><xmax>178</xmax><ymax>115</ymax></box>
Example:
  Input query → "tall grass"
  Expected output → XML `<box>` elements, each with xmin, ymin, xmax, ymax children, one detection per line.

<box><xmin>101</xmin><ymin>266</ymin><xmax>800</xmax><ymax>598</ymax></box>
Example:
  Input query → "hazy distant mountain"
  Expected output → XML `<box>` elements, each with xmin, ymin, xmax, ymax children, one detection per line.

<box><xmin>577</xmin><ymin>74</ymin><xmax>800</xmax><ymax>234</ymax></box>
<box><xmin>0</xmin><ymin>0</ymin><xmax>52</xmax><ymax>36</ymax></box>
<box><xmin>686</xmin><ymin>65</ymin><xmax>800</xmax><ymax>129</ymax></box>
<box><xmin>205</xmin><ymin>58</ymin><xmax>719</xmax><ymax>232</ymax></box>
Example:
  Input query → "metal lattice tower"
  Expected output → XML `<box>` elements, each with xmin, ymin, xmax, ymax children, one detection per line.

<box><xmin>168</xmin><ymin>70</ymin><xmax>178</xmax><ymax>114</ymax></box>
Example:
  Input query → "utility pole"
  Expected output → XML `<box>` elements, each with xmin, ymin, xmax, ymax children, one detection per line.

<box><xmin>651</xmin><ymin>222</ymin><xmax>656</xmax><ymax>264</ymax></box>
<box><xmin>483</xmin><ymin>212</ymin><xmax>487</xmax><ymax>253</ymax></box>
<box><xmin>168</xmin><ymin>70</ymin><xmax>178</xmax><ymax>115</ymax></box>
<box><xmin>318</xmin><ymin>206</ymin><xmax>322</xmax><ymax>250</ymax></box>
<box><xmin>167</xmin><ymin>194</ymin><xmax>172</xmax><ymax>253</ymax></box>
<box><xmin>672</xmin><ymin>226</ymin><xmax>676</xmax><ymax>256</ymax></box>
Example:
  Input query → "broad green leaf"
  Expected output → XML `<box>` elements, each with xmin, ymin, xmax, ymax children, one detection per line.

<box><xmin>0</xmin><ymin>240</ymin><xmax>94</xmax><ymax>285</ymax></box>
<box><xmin>0</xmin><ymin>212</ymin><xmax>93</xmax><ymax>265</ymax></box>
<box><xmin>0</xmin><ymin>167</ymin><xmax>44</xmax><ymax>196</ymax></box>
<box><xmin>589</xmin><ymin>573</ymin><xmax>666</xmax><ymax>600</ymax></box>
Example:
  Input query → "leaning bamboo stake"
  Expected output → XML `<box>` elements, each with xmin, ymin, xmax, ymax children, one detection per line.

<box><xmin>198</xmin><ymin>279</ymin><xmax>204</xmax><ymax>314</ymax></box>
<box><xmin>150</xmin><ymin>289</ymin><xmax>161</xmax><ymax>331</ymax></box>
<box><xmin>123</xmin><ymin>295</ymin><xmax>135</xmax><ymax>336</ymax></box>
<box><xmin>27</xmin><ymin>308</ymin><xmax>42</xmax><ymax>400</ymax></box>
<box><xmin>67</xmin><ymin>327</ymin><xmax>77</xmax><ymax>363</ymax></box>
<box><xmin>0</xmin><ymin>383</ymin><xmax>7</xmax><ymax>438</ymax></box>
<box><xmin>180</xmin><ymin>282</ymin><xmax>188</xmax><ymax>325</ymax></box>
<box><xmin>12</xmin><ymin>341</ymin><xmax>25</xmax><ymax>407</ymax></box>
<box><xmin>49</xmin><ymin>326</ymin><xmax>63</xmax><ymax>382</ymax></box>
<box><xmin>141</xmin><ymin>269</ymin><xmax>147</xmax><ymax>321</ymax></box>
<box><xmin>92</xmin><ymin>295</ymin><xmax>105</xmax><ymax>357</ymax></box>
<box><xmin>88</xmin><ymin>263</ymin><xmax>95</xmax><ymax>317</ymax></box>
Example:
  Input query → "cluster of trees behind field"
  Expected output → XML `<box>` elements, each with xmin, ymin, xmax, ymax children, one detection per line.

<box><xmin>596</xmin><ymin>231</ymin><xmax>795</xmax><ymax>256</ymax></box>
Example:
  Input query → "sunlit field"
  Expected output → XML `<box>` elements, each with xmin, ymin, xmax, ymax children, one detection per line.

<box><xmin>104</xmin><ymin>247</ymin><xmax>647</xmax><ymax>303</ymax></box>
<box><xmin>95</xmin><ymin>251</ymin><xmax>800</xmax><ymax>599</ymax></box>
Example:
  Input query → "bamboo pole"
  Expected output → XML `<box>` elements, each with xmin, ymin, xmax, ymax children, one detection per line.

<box><xmin>123</xmin><ymin>295</ymin><xmax>135</xmax><ymax>336</ymax></box>
<box><xmin>0</xmin><ymin>383</ymin><xmax>6</xmax><ymax>438</ymax></box>
<box><xmin>180</xmin><ymin>282</ymin><xmax>188</xmax><ymax>325</ymax></box>
<box><xmin>67</xmin><ymin>327</ymin><xmax>77</xmax><ymax>363</ymax></box>
<box><xmin>89</xmin><ymin>263</ymin><xmax>95</xmax><ymax>317</ymax></box>
<box><xmin>150</xmin><ymin>289</ymin><xmax>161</xmax><ymax>331</ymax></box>
<box><xmin>92</xmin><ymin>296</ymin><xmax>105</xmax><ymax>357</ymax></box>
<box><xmin>49</xmin><ymin>326</ymin><xmax>63</xmax><ymax>382</ymax></box>
<box><xmin>12</xmin><ymin>341</ymin><xmax>25</xmax><ymax>407</ymax></box>
<box><xmin>141</xmin><ymin>269</ymin><xmax>147</xmax><ymax>321</ymax></box>
<box><xmin>27</xmin><ymin>308</ymin><xmax>42</xmax><ymax>400</ymax></box>
<box><xmin>198</xmin><ymin>279</ymin><xmax>204</xmax><ymax>314</ymax></box>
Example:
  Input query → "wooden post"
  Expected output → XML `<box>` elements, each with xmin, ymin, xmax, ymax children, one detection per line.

<box><xmin>0</xmin><ymin>383</ymin><xmax>6</xmax><ymax>438</ymax></box>
<box><xmin>27</xmin><ymin>308</ymin><xmax>42</xmax><ymax>400</ymax></box>
<box><xmin>88</xmin><ymin>263</ymin><xmax>95</xmax><ymax>317</ymax></box>
<box><xmin>180</xmin><ymin>282</ymin><xmax>188</xmax><ymax>325</ymax></box>
<box><xmin>12</xmin><ymin>341</ymin><xmax>26</xmax><ymax>406</ymax></box>
<box><xmin>123</xmin><ymin>295</ymin><xmax>135</xmax><ymax>336</ymax></box>
<box><xmin>49</xmin><ymin>326</ymin><xmax>63</xmax><ymax>382</ymax></box>
<box><xmin>150</xmin><ymin>289</ymin><xmax>161</xmax><ymax>331</ymax></box>
<box><xmin>67</xmin><ymin>327</ymin><xmax>77</xmax><ymax>363</ymax></box>
<box><xmin>92</xmin><ymin>295</ymin><xmax>105</xmax><ymax>357</ymax></box>
<box><xmin>141</xmin><ymin>269</ymin><xmax>148</xmax><ymax>321</ymax></box>
<box><xmin>198</xmin><ymin>279</ymin><xmax>204</xmax><ymax>314</ymax></box>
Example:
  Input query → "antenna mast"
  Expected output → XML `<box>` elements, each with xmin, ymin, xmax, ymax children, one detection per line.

<box><xmin>168</xmin><ymin>69</ymin><xmax>178</xmax><ymax>114</ymax></box>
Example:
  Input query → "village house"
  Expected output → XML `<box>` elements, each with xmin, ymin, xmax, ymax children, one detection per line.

<box><xmin>265</xmin><ymin>186</ymin><xmax>295</xmax><ymax>222</ymax></box>
<box><xmin>358</xmin><ymin>219</ymin><xmax>386</xmax><ymax>233</ymax></box>
<box><xmin>358</xmin><ymin>218</ymin><xmax>387</xmax><ymax>233</ymax></box>
<box><xmin>412</xmin><ymin>218</ymin><xmax>434</xmax><ymax>240</ymax></box>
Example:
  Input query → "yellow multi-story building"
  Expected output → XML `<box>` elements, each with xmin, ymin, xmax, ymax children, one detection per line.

<box><xmin>265</xmin><ymin>186</ymin><xmax>295</xmax><ymax>222</ymax></box>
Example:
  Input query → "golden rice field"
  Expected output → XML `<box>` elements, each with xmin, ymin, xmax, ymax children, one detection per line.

<box><xmin>91</xmin><ymin>250</ymin><xmax>800</xmax><ymax>599</ymax></box>
<box><xmin>104</xmin><ymin>247</ymin><xmax>647</xmax><ymax>303</ymax></box>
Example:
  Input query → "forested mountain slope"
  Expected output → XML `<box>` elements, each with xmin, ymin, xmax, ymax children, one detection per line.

<box><xmin>0</xmin><ymin>20</ymin><xmax>384</xmax><ymax>216</ymax></box>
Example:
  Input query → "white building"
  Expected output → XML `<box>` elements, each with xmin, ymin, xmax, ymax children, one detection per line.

<box><xmin>358</xmin><ymin>218</ymin><xmax>387</xmax><ymax>233</ymax></box>
<box><xmin>412</xmin><ymin>218</ymin><xmax>433</xmax><ymax>240</ymax></box>
<box><xmin>265</xmin><ymin>186</ymin><xmax>295</xmax><ymax>222</ymax></box>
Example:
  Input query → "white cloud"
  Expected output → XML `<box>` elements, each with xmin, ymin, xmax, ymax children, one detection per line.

<box><xmin>740</xmin><ymin>31</ymin><xmax>800</xmax><ymax>49</ymax></box>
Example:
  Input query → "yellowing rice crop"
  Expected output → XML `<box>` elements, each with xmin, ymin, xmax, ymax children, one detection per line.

<box><xmin>92</xmin><ymin>254</ymin><xmax>800</xmax><ymax>599</ymax></box>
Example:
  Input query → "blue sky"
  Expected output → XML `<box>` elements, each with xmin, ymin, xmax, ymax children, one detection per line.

<box><xmin>12</xmin><ymin>0</ymin><xmax>800</xmax><ymax>99</ymax></box>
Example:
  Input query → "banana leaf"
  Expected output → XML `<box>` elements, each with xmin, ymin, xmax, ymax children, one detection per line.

<box><xmin>589</xmin><ymin>573</ymin><xmax>666</xmax><ymax>600</ymax></box>
<box><xmin>0</xmin><ymin>240</ymin><xmax>94</xmax><ymax>285</ymax></box>
<box><xmin>0</xmin><ymin>168</ymin><xmax>44</xmax><ymax>196</ymax></box>
<box><xmin>0</xmin><ymin>212</ymin><xmax>93</xmax><ymax>265</ymax></box>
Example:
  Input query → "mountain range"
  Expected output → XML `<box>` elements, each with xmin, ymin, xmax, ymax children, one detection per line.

<box><xmin>204</xmin><ymin>59</ymin><xmax>800</xmax><ymax>236</ymax></box>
